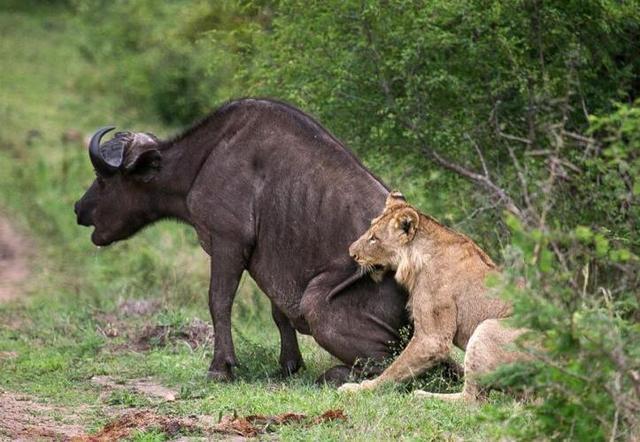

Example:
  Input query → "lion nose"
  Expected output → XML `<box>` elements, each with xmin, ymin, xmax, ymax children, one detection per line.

<box><xmin>348</xmin><ymin>245</ymin><xmax>358</xmax><ymax>261</ymax></box>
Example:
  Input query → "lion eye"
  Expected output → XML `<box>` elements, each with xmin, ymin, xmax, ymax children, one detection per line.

<box><xmin>368</xmin><ymin>235</ymin><xmax>378</xmax><ymax>245</ymax></box>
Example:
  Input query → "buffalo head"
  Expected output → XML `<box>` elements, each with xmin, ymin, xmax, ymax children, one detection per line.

<box><xmin>74</xmin><ymin>127</ymin><xmax>163</xmax><ymax>246</ymax></box>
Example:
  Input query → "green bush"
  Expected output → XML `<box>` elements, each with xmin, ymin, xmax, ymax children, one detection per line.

<box><xmin>71</xmin><ymin>0</ymin><xmax>263</xmax><ymax>125</ymax></box>
<box><xmin>235</xmin><ymin>1</ymin><xmax>638</xmax><ymax>250</ymax></box>
<box><xmin>491</xmin><ymin>218</ymin><xmax>639</xmax><ymax>439</ymax></box>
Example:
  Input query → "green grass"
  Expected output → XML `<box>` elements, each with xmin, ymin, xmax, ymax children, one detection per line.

<box><xmin>0</xmin><ymin>4</ymin><xmax>522</xmax><ymax>440</ymax></box>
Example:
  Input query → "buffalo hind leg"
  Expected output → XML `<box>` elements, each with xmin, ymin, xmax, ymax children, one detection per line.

<box><xmin>271</xmin><ymin>302</ymin><xmax>304</xmax><ymax>376</ymax></box>
<box><xmin>316</xmin><ymin>365</ymin><xmax>353</xmax><ymax>386</ymax></box>
<box><xmin>301</xmin><ymin>271</ymin><xmax>409</xmax><ymax>387</ymax></box>
<box><xmin>315</xmin><ymin>363</ymin><xmax>384</xmax><ymax>386</ymax></box>
<box><xmin>207</xmin><ymin>240</ymin><xmax>246</xmax><ymax>382</ymax></box>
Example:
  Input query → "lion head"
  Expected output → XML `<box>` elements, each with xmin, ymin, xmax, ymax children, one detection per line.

<box><xmin>349</xmin><ymin>191</ymin><xmax>420</xmax><ymax>274</ymax></box>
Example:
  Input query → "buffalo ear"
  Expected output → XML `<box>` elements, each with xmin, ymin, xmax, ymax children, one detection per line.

<box><xmin>395</xmin><ymin>207</ymin><xmax>419</xmax><ymax>240</ymax></box>
<box><xmin>124</xmin><ymin>149</ymin><xmax>162</xmax><ymax>182</ymax></box>
<box><xmin>385</xmin><ymin>191</ymin><xmax>406</xmax><ymax>209</ymax></box>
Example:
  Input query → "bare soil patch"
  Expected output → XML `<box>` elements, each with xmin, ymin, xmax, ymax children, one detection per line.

<box><xmin>211</xmin><ymin>409</ymin><xmax>348</xmax><ymax>438</ymax></box>
<box><xmin>0</xmin><ymin>391</ymin><xmax>86</xmax><ymax>440</ymax></box>
<box><xmin>0</xmin><ymin>215</ymin><xmax>30</xmax><ymax>302</ymax></box>
<box><xmin>95</xmin><ymin>304</ymin><xmax>214</xmax><ymax>353</ymax></box>
<box><xmin>71</xmin><ymin>410</ymin><xmax>201</xmax><ymax>442</ymax></box>
<box><xmin>1</xmin><ymin>380</ymin><xmax>346</xmax><ymax>441</ymax></box>
<box><xmin>117</xmin><ymin>298</ymin><xmax>161</xmax><ymax>317</ymax></box>
<box><xmin>0</xmin><ymin>351</ymin><xmax>18</xmax><ymax>360</ymax></box>
<box><xmin>71</xmin><ymin>408</ymin><xmax>347</xmax><ymax>440</ymax></box>
<box><xmin>132</xmin><ymin>318</ymin><xmax>214</xmax><ymax>351</ymax></box>
<box><xmin>91</xmin><ymin>375</ymin><xmax>179</xmax><ymax>402</ymax></box>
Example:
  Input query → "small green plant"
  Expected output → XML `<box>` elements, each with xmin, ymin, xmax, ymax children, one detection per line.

<box><xmin>106</xmin><ymin>390</ymin><xmax>150</xmax><ymax>408</ymax></box>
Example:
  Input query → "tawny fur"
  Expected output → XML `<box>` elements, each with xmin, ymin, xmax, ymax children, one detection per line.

<box><xmin>340</xmin><ymin>192</ymin><xmax>527</xmax><ymax>402</ymax></box>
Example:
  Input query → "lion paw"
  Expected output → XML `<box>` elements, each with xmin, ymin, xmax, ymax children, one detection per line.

<box><xmin>338</xmin><ymin>379</ymin><xmax>377</xmax><ymax>393</ymax></box>
<box><xmin>338</xmin><ymin>382</ymin><xmax>363</xmax><ymax>393</ymax></box>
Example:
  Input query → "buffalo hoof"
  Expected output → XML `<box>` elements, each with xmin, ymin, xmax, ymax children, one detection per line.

<box><xmin>207</xmin><ymin>368</ymin><xmax>234</xmax><ymax>382</ymax></box>
<box><xmin>280</xmin><ymin>357</ymin><xmax>304</xmax><ymax>377</ymax></box>
<box><xmin>315</xmin><ymin>365</ymin><xmax>353</xmax><ymax>387</ymax></box>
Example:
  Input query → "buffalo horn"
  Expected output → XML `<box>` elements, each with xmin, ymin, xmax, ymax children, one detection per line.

<box><xmin>88</xmin><ymin>126</ymin><xmax>117</xmax><ymax>175</ymax></box>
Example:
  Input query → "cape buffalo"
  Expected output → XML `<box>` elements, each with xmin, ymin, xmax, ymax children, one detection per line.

<box><xmin>74</xmin><ymin>98</ymin><xmax>409</xmax><ymax>383</ymax></box>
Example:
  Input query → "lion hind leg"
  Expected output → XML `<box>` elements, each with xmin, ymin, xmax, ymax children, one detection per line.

<box><xmin>458</xmin><ymin>319</ymin><xmax>526</xmax><ymax>401</ymax></box>
<box><xmin>464</xmin><ymin>319</ymin><xmax>526</xmax><ymax>378</ymax></box>
<box><xmin>414</xmin><ymin>319</ymin><xmax>525</xmax><ymax>403</ymax></box>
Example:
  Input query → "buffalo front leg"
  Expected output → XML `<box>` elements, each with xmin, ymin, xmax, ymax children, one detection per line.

<box><xmin>271</xmin><ymin>302</ymin><xmax>304</xmax><ymax>376</ymax></box>
<box><xmin>207</xmin><ymin>244</ymin><xmax>245</xmax><ymax>382</ymax></box>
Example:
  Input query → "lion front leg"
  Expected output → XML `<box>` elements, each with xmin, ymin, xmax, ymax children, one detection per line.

<box><xmin>339</xmin><ymin>333</ymin><xmax>452</xmax><ymax>393</ymax></box>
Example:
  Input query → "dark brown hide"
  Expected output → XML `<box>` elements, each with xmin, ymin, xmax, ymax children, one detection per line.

<box><xmin>75</xmin><ymin>99</ymin><xmax>409</xmax><ymax>382</ymax></box>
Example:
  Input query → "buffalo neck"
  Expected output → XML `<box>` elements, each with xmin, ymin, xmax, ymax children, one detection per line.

<box><xmin>146</xmin><ymin>179</ymin><xmax>191</xmax><ymax>225</ymax></box>
<box><xmin>152</xmin><ymin>133</ymin><xmax>217</xmax><ymax>224</ymax></box>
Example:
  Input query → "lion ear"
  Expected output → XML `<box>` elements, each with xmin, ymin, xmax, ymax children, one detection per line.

<box><xmin>385</xmin><ymin>191</ymin><xmax>406</xmax><ymax>209</ymax></box>
<box><xmin>396</xmin><ymin>208</ymin><xmax>419</xmax><ymax>240</ymax></box>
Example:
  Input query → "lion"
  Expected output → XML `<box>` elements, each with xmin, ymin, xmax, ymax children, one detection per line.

<box><xmin>338</xmin><ymin>192</ymin><xmax>527</xmax><ymax>402</ymax></box>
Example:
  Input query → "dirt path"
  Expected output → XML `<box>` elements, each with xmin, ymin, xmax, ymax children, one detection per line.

<box><xmin>0</xmin><ymin>374</ymin><xmax>183</xmax><ymax>440</ymax></box>
<box><xmin>0</xmin><ymin>392</ymin><xmax>86</xmax><ymax>440</ymax></box>
<box><xmin>0</xmin><ymin>214</ymin><xmax>30</xmax><ymax>302</ymax></box>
